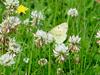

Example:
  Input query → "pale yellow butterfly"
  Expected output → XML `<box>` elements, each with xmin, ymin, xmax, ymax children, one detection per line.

<box><xmin>49</xmin><ymin>22</ymin><xmax>68</xmax><ymax>44</ymax></box>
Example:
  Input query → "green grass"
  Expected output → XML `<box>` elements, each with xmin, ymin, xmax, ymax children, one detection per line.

<box><xmin>0</xmin><ymin>0</ymin><xmax>100</xmax><ymax>75</ymax></box>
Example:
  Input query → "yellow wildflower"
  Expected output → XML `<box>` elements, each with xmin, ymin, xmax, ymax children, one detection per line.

<box><xmin>16</xmin><ymin>5</ymin><xmax>28</xmax><ymax>14</ymax></box>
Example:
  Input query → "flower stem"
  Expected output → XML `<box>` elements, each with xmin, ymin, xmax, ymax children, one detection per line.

<box><xmin>67</xmin><ymin>16</ymin><xmax>70</xmax><ymax>24</ymax></box>
<box><xmin>28</xmin><ymin>52</ymin><xmax>32</xmax><ymax>75</ymax></box>
<box><xmin>48</xmin><ymin>47</ymin><xmax>51</xmax><ymax>75</ymax></box>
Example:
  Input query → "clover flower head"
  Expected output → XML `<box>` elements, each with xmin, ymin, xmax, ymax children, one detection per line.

<box><xmin>67</xmin><ymin>8</ymin><xmax>78</xmax><ymax>17</ymax></box>
<box><xmin>45</xmin><ymin>33</ymin><xmax>53</xmax><ymax>44</ymax></box>
<box><xmin>35</xmin><ymin>30</ymin><xmax>47</xmax><ymax>40</ymax></box>
<box><xmin>57</xmin><ymin>68</ymin><xmax>64</xmax><ymax>75</ymax></box>
<box><xmin>38</xmin><ymin>58</ymin><xmax>48</xmax><ymax>66</ymax></box>
<box><xmin>96</xmin><ymin>31</ymin><xmax>100</xmax><ymax>38</ymax></box>
<box><xmin>4</xmin><ymin>0</ymin><xmax>19</xmax><ymax>12</ymax></box>
<box><xmin>31</xmin><ymin>10</ymin><xmax>44</xmax><ymax>20</ymax></box>
<box><xmin>23</xmin><ymin>57</ymin><xmax>29</xmax><ymax>64</ymax></box>
<box><xmin>68</xmin><ymin>35</ymin><xmax>81</xmax><ymax>44</ymax></box>
<box><xmin>9</xmin><ymin>16</ymin><xmax>21</xmax><ymax>28</ymax></box>
<box><xmin>53</xmin><ymin>43</ymin><xmax>69</xmax><ymax>62</ymax></box>
<box><xmin>8</xmin><ymin>38</ymin><xmax>21</xmax><ymax>54</ymax></box>
<box><xmin>0</xmin><ymin>52</ymin><xmax>16</xmax><ymax>66</ymax></box>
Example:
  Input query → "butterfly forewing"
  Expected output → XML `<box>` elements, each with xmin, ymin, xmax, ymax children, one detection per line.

<box><xmin>49</xmin><ymin>22</ymin><xmax>68</xmax><ymax>44</ymax></box>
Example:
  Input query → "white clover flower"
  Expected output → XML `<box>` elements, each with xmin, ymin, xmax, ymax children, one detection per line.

<box><xmin>0</xmin><ymin>19</ymin><xmax>9</xmax><ymax>27</ymax></box>
<box><xmin>31</xmin><ymin>10</ymin><xmax>44</xmax><ymax>20</ymax></box>
<box><xmin>4</xmin><ymin>0</ymin><xmax>19</xmax><ymax>9</ymax></box>
<box><xmin>36</xmin><ymin>30</ymin><xmax>47</xmax><ymax>40</ymax></box>
<box><xmin>9</xmin><ymin>16</ymin><xmax>21</xmax><ymax>28</ymax></box>
<box><xmin>0</xmin><ymin>52</ymin><xmax>16</xmax><ymax>66</ymax></box>
<box><xmin>38</xmin><ymin>58</ymin><xmax>48</xmax><ymax>66</ymax></box>
<box><xmin>67</xmin><ymin>8</ymin><xmax>78</xmax><ymax>17</ymax></box>
<box><xmin>23</xmin><ymin>57</ymin><xmax>29</xmax><ymax>64</ymax></box>
<box><xmin>8</xmin><ymin>38</ymin><xmax>21</xmax><ymax>54</ymax></box>
<box><xmin>35</xmin><ymin>30</ymin><xmax>53</xmax><ymax>47</ymax></box>
<box><xmin>45</xmin><ymin>33</ymin><xmax>53</xmax><ymax>44</ymax></box>
<box><xmin>53</xmin><ymin>43</ymin><xmax>69</xmax><ymax>62</ymax></box>
<box><xmin>31</xmin><ymin>10</ymin><xmax>45</xmax><ymax>26</ymax></box>
<box><xmin>68</xmin><ymin>35</ymin><xmax>81</xmax><ymax>53</ymax></box>
<box><xmin>96</xmin><ymin>31</ymin><xmax>100</xmax><ymax>45</ymax></box>
<box><xmin>96</xmin><ymin>31</ymin><xmax>100</xmax><ymax>38</ymax></box>
<box><xmin>57</xmin><ymin>68</ymin><xmax>64</xmax><ymax>75</ymax></box>
<box><xmin>0</xmin><ymin>19</ymin><xmax>10</xmax><ymax>33</ymax></box>
<box><xmin>68</xmin><ymin>35</ymin><xmax>81</xmax><ymax>44</ymax></box>
<box><xmin>1</xmin><ymin>16</ymin><xmax>21</xmax><ymax>30</ymax></box>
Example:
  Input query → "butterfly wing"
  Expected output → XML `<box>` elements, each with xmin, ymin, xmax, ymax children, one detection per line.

<box><xmin>52</xmin><ymin>34</ymin><xmax>67</xmax><ymax>44</ymax></box>
<box><xmin>49</xmin><ymin>22</ymin><xmax>68</xmax><ymax>44</ymax></box>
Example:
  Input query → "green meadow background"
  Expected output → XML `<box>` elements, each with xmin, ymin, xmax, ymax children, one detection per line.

<box><xmin>0</xmin><ymin>0</ymin><xmax>100</xmax><ymax>75</ymax></box>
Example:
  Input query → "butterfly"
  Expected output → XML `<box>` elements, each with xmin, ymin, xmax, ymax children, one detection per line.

<box><xmin>49</xmin><ymin>22</ymin><xmax>68</xmax><ymax>44</ymax></box>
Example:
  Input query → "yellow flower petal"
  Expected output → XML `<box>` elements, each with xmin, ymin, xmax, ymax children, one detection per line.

<box><xmin>16</xmin><ymin>5</ymin><xmax>28</xmax><ymax>14</ymax></box>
